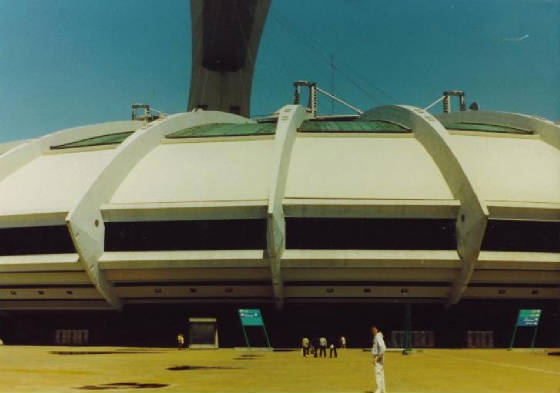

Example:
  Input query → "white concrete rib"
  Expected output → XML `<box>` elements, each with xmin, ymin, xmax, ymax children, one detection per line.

<box><xmin>66</xmin><ymin>111</ymin><xmax>251</xmax><ymax>309</ymax></box>
<box><xmin>361</xmin><ymin>105</ymin><xmax>489</xmax><ymax>304</ymax></box>
<box><xmin>437</xmin><ymin>110</ymin><xmax>560</xmax><ymax>150</ymax></box>
<box><xmin>266</xmin><ymin>105</ymin><xmax>308</xmax><ymax>309</ymax></box>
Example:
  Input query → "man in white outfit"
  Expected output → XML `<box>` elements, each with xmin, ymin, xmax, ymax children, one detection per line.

<box><xmin>371</xmin><ymin>325</ymin><xmax>386</xmax><ymax>393</ymax></box>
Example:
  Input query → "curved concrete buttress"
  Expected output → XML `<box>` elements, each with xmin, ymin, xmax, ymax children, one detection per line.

<box><xmin>437</xmin><ymin>111</ymin><xmax>560</xmax><ymax>150</ymax></box>
<box><xmin>66</xmin><ymin>111</ymin><xmax>251</xmax><ymax>309</ymax></box>
<box><xmin>0</xmin><ymin>139</ymin><xmax>30</xmax><ymax>156</ymax></box>
<box><xmin>0</xmin><ymin>121</ymin><xmax>141</xmax><ymax>183</ymax></box>
<box><xmin>267</xmin><ymin>105</ymin><xmax>308</xmax><ymax>309</ymax></box>
<box><xmin>361</xmin><ymin>105</ymin><xmax>489</xmax><ymax>305</ymax></box>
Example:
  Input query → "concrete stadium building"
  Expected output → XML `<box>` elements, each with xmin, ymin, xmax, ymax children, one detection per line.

<box><xmin>0</xmin><ymin>0</ymin><xmax>558</xmax><ymax>347</ymax></box>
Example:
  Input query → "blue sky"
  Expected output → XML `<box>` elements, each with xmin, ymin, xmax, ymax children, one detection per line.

<box><xmin>0</xmin><ymin>0</ymin><xmax>558</xmax><ymax>142</ymax></box>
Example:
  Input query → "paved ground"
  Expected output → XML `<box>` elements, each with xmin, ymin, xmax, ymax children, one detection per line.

<box><xmin>1</xmin><ymin>346</ymin><xmax>559</xmax><ymax>393</ymax></box>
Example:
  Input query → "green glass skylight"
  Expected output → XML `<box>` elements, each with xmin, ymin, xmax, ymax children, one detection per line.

<box><xmin>443</xmin><ymin>122</ymin><xmax>533</xmax><ymax>134</ymax></box>
<box><xmin>51</xmin><ymin>131</ymin><xmax>135</xmax><ymax>150</ymax></box>
<box><xmin>298</xmin><ymin>120</ymin><xmax>410</xmax><ymax>133</ymax></box>
<box><xmin>166</xmin><ymin>123</ymin><xmax>276</xmax><ymax>139</ymax></box>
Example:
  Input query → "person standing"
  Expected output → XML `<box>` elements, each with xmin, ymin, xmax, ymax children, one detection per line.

<box><xmin>302</xmin><ymin>337</ymin><xmax>310</xmax><ymax>357</ymax></box>
<box><xmin>371</xmin><ymin>325</ymin><xmax>386</xmax><ymax>393</ymax></box>
<box><xmin>340</xmin><ymin>336</ymin><xmax>347</xmax><ymax>349</ymax></box>
<box><xmin>329</xmin><ymin>339</ymin><xmax>338</xmax><ymax>358</ymax></box>
<box><xmin>177</xmin><ymin>333</ymin><xmax>185</xmax><ymax>350</ymax></box>
<box><xmin>318</xmin><ymin>336</ymin><xmax>328</xmax><ymax>358</ymax></box>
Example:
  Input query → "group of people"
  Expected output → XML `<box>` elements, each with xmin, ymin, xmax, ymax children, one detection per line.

<box><xmin>301</xmin><ymin>335</ymin><xmax>347</xmax><ymax>358</ymax></box>
<box><xmin>301</xmin><ymin>327</ymin><xmax>387</xmax><ymax>393</ymax></box>
<box><xmin>177</xmin><ymin>327</ymin><xmax>386</xmax><ymax>393</ymax></box>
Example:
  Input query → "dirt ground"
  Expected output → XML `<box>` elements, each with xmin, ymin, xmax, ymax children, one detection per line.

<box><xmin>1</xmin><ymin>346</ymin><xmax>559</xmax><ymax>393</ymax></box>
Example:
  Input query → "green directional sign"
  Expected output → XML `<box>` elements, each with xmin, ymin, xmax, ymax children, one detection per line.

<box><xmin>516</xmin><ymin>309</ymin><xmax>542</xmax><ymax>327</ymax></box>
<box><xmin>510</xmin><ymin>309</ymin><xmax>542</xmax><ymax>349</ymax></box>
<box><xmin>238</xmin><ymin>309</ymin><xmax>264</xmax><ymax>327</ymax></box>
<box><xmin>237</xmin><ymin>308</ymin><xmax>271</xmax><ymax>348</ymax></box>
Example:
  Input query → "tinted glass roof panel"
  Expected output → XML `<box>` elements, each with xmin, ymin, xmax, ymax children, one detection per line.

<box><xmin>298</xmin><ymin>120</ymin><xmax>410</xmax><ymax>133</ymax></box>
<box><xmin>166</xmin><ymin>123</ymin><xmax>276</xmax><ymax>138</ymax></box>
<box><xmin>443</xmin><ymin>122</ymin><xmax>533</xmax><ymax>134</ymax></box>
<box><xmin>51</xmin><ymin>131</ymin><xmax>135</xmax><ymax>150</ymax></box>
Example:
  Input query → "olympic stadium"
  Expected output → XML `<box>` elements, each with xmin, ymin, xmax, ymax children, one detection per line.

<box><xmin>0</xmin><ymin>0</ymin><xmax>558</xmax><ymax>349</ymax></box>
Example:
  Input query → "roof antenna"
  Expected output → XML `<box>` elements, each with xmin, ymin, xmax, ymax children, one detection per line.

<box><xmin>330</xmin><ymin>54</ymin><xmax>335</xmax><ymax>114</ymax></box>
<box><xmin>293</xmin><ymin>80</ymin><xmax>363</xmax><ymax>118</ymax></box>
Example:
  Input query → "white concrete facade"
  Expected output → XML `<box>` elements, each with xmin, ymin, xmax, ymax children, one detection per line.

<box><xmin>0</xmin><ymin>106</ymin><xmax>558</xmax><ymax>310</ymax></box>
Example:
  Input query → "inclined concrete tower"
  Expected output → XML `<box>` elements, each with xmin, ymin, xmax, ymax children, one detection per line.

<box><xmin>187</xmin><ymin>0</ymin><xmax>271</xmax><ymax>117</ymax></box>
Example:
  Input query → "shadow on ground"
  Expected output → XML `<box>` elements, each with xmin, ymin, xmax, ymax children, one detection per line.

<box><xmin>50</xmin><ymin>351</ymin><xmax>162</xmax><ymax>355</ymax></box>
<box><xmin>167</xmin><ymin>365</ymin><xmax>242</xmax><ymax>371</ymax></box>
<box><xmin>233</xmin><ymin>353</ymin><xmax>264</xmax><ymax>360</ymax></box>
<box><xmin>76</xmin><ymin>382</ymin><xmax>168</xmax><ymax>390</ymax></box>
